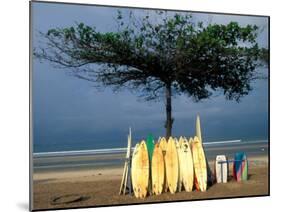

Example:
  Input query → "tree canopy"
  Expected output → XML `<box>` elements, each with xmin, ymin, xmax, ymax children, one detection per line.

<box><xmin>34</xmin><ymin>11</ymin><xmax>267</xmax><ymax>137</ymax></box>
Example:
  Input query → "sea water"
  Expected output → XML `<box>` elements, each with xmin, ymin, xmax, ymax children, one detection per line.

<box><xmin>32</xmin><ymin>139</ymin><xmax>268</xmax><ymax>171</ymax></box>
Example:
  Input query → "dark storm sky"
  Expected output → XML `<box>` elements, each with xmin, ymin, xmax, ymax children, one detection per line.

<box><xmin>31</xmin><ymin>2</ymin><xmax>269</xmax><ymax>152</ymax></box>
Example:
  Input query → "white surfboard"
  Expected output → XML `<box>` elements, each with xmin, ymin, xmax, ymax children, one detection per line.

<box><xmin>215</xmin><ymin>155</ymin><xmax>228</xmax><ymax>183</ymax></box>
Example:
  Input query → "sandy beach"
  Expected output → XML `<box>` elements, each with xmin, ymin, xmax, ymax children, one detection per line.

<box><xmin>32</xmin><ymin>146</ymin><xmax>269</xmax><ymax>211</ymax></box>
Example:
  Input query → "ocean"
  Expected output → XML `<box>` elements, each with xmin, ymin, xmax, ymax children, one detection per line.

<box><xmin>32</xmin><ymin>139</ymin><xmax>268</xmax><ymax>172</ymax></box>
<box><xmin>33</xmin><ymin>134</ymin><xmax>268</xmax><ymax>154</ymax></box>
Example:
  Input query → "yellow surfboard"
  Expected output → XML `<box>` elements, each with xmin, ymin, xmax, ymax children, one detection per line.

<box><xmin>180</xmin><ymin>137</ymin><xmax>194</xmax><ymax>192</ymax></box>
<box><xmin>159</xmin><ymin>137</ymin><xmax>167</xmax><ymax>152</ymax></box>
<box><xmin>159</xmin><ymin>137</ymin><xmax>168</xmax><ymax>192</ymax></box>
<box><xmin>131</xmin><ymin>143</ymin><xmax>140</xmax><ymax>198</ymax></box>
<box><xmin>191</xmin><ymin>136</ymin><xmax>207</xmax><ymax>191</ymax></box>
<box><xmin>175</xmin><ymin>138</ymin><xmax>182</xmax><ymax>192</ymax></box>
<box><xmin>195</xmin><ymin>115</ymin><xmax>215</xmax><ymax>185</ymax></box>
<box><xmin>196</xmin><ymin>115</ymin><xmax>202</xmax><ymax>143</ymax></box>
<box><xmin>131</xmin><ymin>141</ymin><xmax>149</xmax><ymax>198</ymax></box>
<box><xmin>151</xmin><ymin>143</ymin><xmax>165</xmax><ymax>195</ymax></box>
<box><xmin>188</xmin><ymin>137</ymin><xmax>193</xmax><ymax>147</ymax></box>
<box><xmin>179</xmin><ymin>136</ymin><xmax>184</xmax><ymax>146</ymax></box>
<box><xmin>165</xmin><ymin>137</ymin><xmax>179</xmax><ymax>194</ymax></box>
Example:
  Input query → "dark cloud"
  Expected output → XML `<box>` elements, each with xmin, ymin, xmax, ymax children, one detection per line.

<box><xmin>32</xmin><ymin>2</ymin><xmax>269</xmax><ymax>152</ymax></box>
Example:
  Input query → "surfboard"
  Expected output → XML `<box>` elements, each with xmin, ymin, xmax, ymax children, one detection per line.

<box><xmin>146</xmin><ymin>134</ymin><xmax>155</xmax><ymax>162</ymax></box>
<box><xmin>178</xmin><ymin>136</ymin><xmax>184</xmax><ymax>146</ymax></box>
<box><xmin>119</xmin><ymin>128</ymin><xmax>133</xmax><ymax>195</ymax></box>
<box><xmin>195</xmin><ymin>116</ymin><xmax>215</xmax><ymax>186</ymax></box>
<box><xmin>165</xmin><ymin>137</ymin><xmax>179</xmax><ymax>194</ymax></box>
<box><xmin>146</xmin><ymin>134</ymin><xmax>154</xmax><ymax>194</ymax></box>
<box><xmin>215</xmin><ymin>155</ymin><xmax>228</xmax><ymax>183</ymax></box>
<box><xmin>233</xmin><ymin>152</ymin><xmax>248</xmax><ymax>182</ymax></box>
<box><xmin>151</xmin><ymin>143</ymin><xmax>165</xmax><ymax>195</ymax></box>
<box><xmin>196</xmin><ymin>115</ymin><xmax>202</xmax><ymax>143</ymax></box>
<box><xmin>131</xmin><ymin>141</ymin><xmax>149</xmax><ymax>198</ymax></box>
<box><xmin>131</xmin><ymin>143</ymin><xmax>140</xmax><ymax>198</ymax></box>
<box><xmin>175</xmin><ymin>138</ymin><xmax>182</xmax><ymax>192</ymax></box>
<box><xmin>180</xmin><ymin>137</ymin><xmax>194</xmax><ymax>192</ymax></box>
<box><xmin>157</xmin><ymin>137</ymin><xmax>161</xmax><ymax>144</ymax></box>
<box><xmin>159</xmin><ymin>137</ymin><xmax>168</xmax><ymax>192</ymax></box>
<box><xmin>188</xmin><ymin>137</ymin><xmax>193</xmax><ymax>147</ymax></box>
<box><xmin>191</xmin><ymin>136</ymin><xmax>207</xmax><ymax>192</ymax></box>
<box><xmin>159</xmin><ymin>137</ymin><xmax>167</xmax><ymax>152</ymax></box>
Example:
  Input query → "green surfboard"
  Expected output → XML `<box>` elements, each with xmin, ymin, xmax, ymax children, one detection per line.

<box><xmin>146</xmin><ymin>134</ymin><xmax>155</xmax><ymax>194</ymax></box>
<box><xmin>146</xmin><ymin>134</ymin><xmax>155</xmax><ymax>163</ymax></box>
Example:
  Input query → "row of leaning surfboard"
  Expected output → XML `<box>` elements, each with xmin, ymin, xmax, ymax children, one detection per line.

<box><xmin>130</xmin><ymin>137</ymin><xmax>249</xmax><ymax>198</ymax></box>
<box><xmin>121</xmin><ymin>115</ymin><xmax>249</xmax><ymax>198</ymax></box>
<box><xmin>131</xmin><ymin>136</ymin><xmax>208</xmax><ymax>198</ymax></box>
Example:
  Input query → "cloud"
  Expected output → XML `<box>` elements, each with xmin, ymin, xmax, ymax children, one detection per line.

<box><xmin>32</xmin><ymin>2</ymin><xmax>269</xmax><ymax>151</ymax></box>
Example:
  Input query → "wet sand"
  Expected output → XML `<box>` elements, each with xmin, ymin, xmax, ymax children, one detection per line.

<box><xmin>32</xmin><ymin>156</ymin><xmax>268</xmax><ymax>211</ymax></box>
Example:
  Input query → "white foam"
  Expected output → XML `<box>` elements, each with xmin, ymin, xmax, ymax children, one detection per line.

<box><xmin>33</xmin><ymin>148</ymin><xmax>128</xmax><ymax>157</ymax></box>
<box><xmin>33</xmin><ymin>139</ymin><xmax>268</xmax><ymax>157</ymax></box>
<box><xmin>203</xmin><ymin>139</ymin><xmax>242</xmax><ymax>145</ymax></box>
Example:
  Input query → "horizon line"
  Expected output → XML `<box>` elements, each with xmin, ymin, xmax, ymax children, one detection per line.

<box><xmin>33</xmin><ymin>139</ymin><xmax>268</xmax><ymax>157</ymax></box>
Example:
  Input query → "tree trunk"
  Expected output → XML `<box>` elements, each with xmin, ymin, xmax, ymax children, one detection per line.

<box><xmin>165</xmin><ymin>84</ymin><xmax>173</xmax><ymax>139</ymax></box>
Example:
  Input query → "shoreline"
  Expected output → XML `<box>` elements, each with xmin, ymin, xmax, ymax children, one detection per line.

<box><xmin>33</xmin><ymin>155</ymin><xmax>268</xmax><ymax>183</ymax></box>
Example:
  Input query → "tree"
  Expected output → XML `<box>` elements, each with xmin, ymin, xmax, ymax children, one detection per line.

<box><xmin>34</xmin><ymin>11</ymin><xmax>266</xmax><ymax>138</ymax></box>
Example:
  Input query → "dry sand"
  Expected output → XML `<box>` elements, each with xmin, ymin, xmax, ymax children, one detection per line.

<box><xmin>33</xmin><ymin>157</ymin><xmax>269</xmax><ymax>210</ymax></box>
